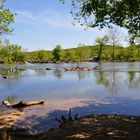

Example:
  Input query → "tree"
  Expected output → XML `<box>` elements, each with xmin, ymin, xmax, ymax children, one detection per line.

<box><xmin>0</xmin><ymin>44</ymin><xmax>25</xmax><ymax>64</ymax></box>
<box><xmin>108</xmin><ymin>27</ymin><xmax>121</xmax><ymax>61</ymax></box>
<box><xmin>95</xmin><ymin>35</ymin><xmax>109</xmax><ymax>62</ymax></box>
<box><xmin>36</xmin><ymin>50</ymin><xmax>48</xmax><ymax>62</ymax></box>
<box><xmin>52</xmin><ymin>45</ymin><xmax>64</xmax><ymax>62</ymax></box>
<box><xmin>61</xmin><ymin>0</ymin><xmax>140</xmax><ymax>39</ymax></box>
<box><xmin>65</xmin><ymin>49</ymin><xmax>76</xmax><ymax>62</ymax></box>
<box><xmin>0</xmin><ymin>0</ymin><xmax>14</xmax><ymax>35</ymax></box>
<box><xmin>75</xmin><ymin>46</ymin><xmax>91</xmax><ymax>67</ymax></box>
<box><xmin>126</xmin><ymin>45</ymin><xmax>137</xmax><ymax>61</ymax></box>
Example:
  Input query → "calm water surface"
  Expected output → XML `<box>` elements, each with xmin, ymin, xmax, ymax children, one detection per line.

<box><xmin>0</xmin><ymin>62</ymin><xmax>140</xmax><ymax>133</ymax></box>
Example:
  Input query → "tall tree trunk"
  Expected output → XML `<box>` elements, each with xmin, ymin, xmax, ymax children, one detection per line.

<box><xmin>112</xmin><ymin>45</ymin><xmax>115</xmax><ymax>61</ymax></box>
<box><xmin>98</xmin><ymin>45</ymin><xmax>103</xmax><ymax>62</ymax></box>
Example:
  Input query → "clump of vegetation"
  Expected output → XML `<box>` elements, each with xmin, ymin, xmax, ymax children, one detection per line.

<box><xmin>55</xmin><ymin>108</ymin><xmax>78</xmax><ymax>125</ymax></box>
<box><xmin>1</xmin><ymin>41</ymin><xmax>140</xmax><ymax>65</ymax></box>
<box><xmin>0</xmin><ymin>40</ymin><xmax>26</xmax><ymax>65</ymax></box>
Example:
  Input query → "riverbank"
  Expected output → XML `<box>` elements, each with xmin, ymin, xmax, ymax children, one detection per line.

<box><xmin>1</xmin><ymin>114</ymin><xmax>140</xmax><ymax>140</ymax></box>
<box><xmin>1</xmin><ymin>59</ymin><xmax>140</xmax><ymax>65</ymax></box>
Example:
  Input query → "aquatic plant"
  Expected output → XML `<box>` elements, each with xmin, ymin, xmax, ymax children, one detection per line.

<box><xmin>55</xmin><ymin>108</ymin><xmax>78</xmax><ymax>125</ymax></box>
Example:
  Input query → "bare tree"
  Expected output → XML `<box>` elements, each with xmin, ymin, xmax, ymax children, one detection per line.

<box><xmin>108</xmin><ymin>27</ymin><xmax>121</xmax><ymax>61</ymax></box>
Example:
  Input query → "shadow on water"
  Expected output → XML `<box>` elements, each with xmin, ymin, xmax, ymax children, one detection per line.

<box><xmin>18</xmin><ymin>97</ymin><xmax>140</xmax><ymax>130</ymax></box>
<box><xmin>1</xmin><ymin>97</ymin><xmax>140</xmax><ymax>140</ymax></box>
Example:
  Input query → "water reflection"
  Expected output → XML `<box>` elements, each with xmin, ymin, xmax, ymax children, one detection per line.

<box><xmin>95</xmin><ymin>71</ymin><xmax>118</xmax><ymax>96</ymax></box>
<box><xmin>0</xmin><ymin>95</ymin><xmax>18</xmax><ymax>113</ymax></box>
<box><xmin>34</xmin><ymin>69</ymin><xmax>47</xmax><ymax>76</ymax></box>
<box><xmin>128</xmin><ymin>71</ymin><xmax>140</xmax><ymax>89</ymax></box>
<box><xmin>1</xmin><ymin>70</ymin><xmax>140</xmax><ymax>97</ymax></box>
<box><xmin>5</xmin><ymin>95</ymin><xmax>18</xmax><ymax>104</ymax></box>
<box><xmin>1</xmin><ymin>63</ymin><xmax>140</xmax><ymax>138</ymax></box>
<box><xmin>54</xmin><ymin>69</ymin><xmax>63</xmax><ymax>79</ymax></box>
<box><xmin>1</xmin><ymin>65</ymin><xmax>140</xmax><ymax>98</ymax></box>
<box><xmin>0</xmin><ymin>67</ymin><xmax>25</xmax><ymax>78</ymax></box>
<box><xmin>77</xmin><ymin>71</ymin><xmax>90</xmax><ymax>81</ymax></box>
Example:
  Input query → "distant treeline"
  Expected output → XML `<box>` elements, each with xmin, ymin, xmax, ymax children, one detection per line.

<box><xmin>0</xmin><ymin>43</ymin><xmax>140</xmax><ymax>65</ymax></box>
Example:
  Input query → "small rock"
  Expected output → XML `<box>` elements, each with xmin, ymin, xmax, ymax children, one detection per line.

<box><xmin>46</xmin><ymin>68</ymin><xmax>51</xmax><ymax>70</ymax></box>
<box><xmin>2</xmin><ymin>76</ymin><xmax>8</xmax><ymax>79</ymax></box>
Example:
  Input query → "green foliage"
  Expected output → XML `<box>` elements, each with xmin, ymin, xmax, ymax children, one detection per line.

<box><xmin>60</xmin><ymin>0</ymin><xmax>140</xmax><ymax>39</ymax></box>
<box><xmin>36</xmin><ymin>50</ymin><xmax>47</xmax><ymax>62</ymax></box>
<box><xmin>96</xmin><ymin>36</ymin><xmax>109</xmax><ymax>46</ymax></box>
<box><xmin>1</xmin><ymin>43</ymin><xmax>140</xmax><ymax>64</ymax></box>
<box><xmin>0</xmin><ymin>0</ymin><xmax>14</xmax><ymax>35</ymax></box>
<box><xmin>52</xmin><ymin>45</ymin><xmax>64</xmax><ymax>62</ymax></box>
<box><xmin>75</xmin><ymin>46</ymin><xmax>91</xmax><ymax>66</ymax></box>
<box><xmin>27</xmin><ymin>50</ymin><xmax>52</xmax><ymax>63</ymax></box>
<box><xmin>64</xmin><ymin>49</ymin><xmax>76</xmax><ymax>62</ymax></box>
<box><xmin>0</xmin><ymin>0</ymin><xmax>14</xmax><ymax>65</ymax></box>
<box><xmin>0</xmin><ymin>44</ymin><xmax>25</xmax><ymax>65</ymax></box>
<box><xmin>95</xmin><ymin>35</ymin><xmax>109</xmax><ymax>61</ymax></box>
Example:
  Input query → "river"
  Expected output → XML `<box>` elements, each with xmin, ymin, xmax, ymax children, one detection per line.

<box><xmin>0</xmin><ymin>62</ymin><xmax>140</xmax><ymax>137</ymax></box>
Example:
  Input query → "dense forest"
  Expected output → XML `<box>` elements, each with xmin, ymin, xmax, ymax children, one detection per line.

<box><xmin>0</xmin><ymin>40</ymin><xmax>140</xmax><ymax>65</ymax></box>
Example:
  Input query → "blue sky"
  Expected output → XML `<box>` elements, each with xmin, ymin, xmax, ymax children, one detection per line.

<box><xmin>5</xmin><ymin>0</ymin><xmax>128</xmax><ymax>51</ymax></box>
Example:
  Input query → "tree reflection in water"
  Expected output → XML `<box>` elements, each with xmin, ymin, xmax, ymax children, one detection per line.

<box><xmin>95</xmin><ymin>70</ymin><xmax>140</xmax><ymax>96</ymax></box>
<box><xmin>54</xmin><ymin>69</ymin><xmax>63</xmax><ymax>79</ymax></box>
<box><xmin>0</xmin><ymin>67</ymin><xmax>25</xmax><ymax>78</ymax></box>
<box><xmin>128</xmin><ymin>71</ymin><xmax>140</xmax><ymax>89</ymax></box>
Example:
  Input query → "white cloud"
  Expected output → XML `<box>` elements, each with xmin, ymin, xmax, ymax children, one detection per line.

<box><xmin>15</xmin><ymin>10</ymin><xmax>84</xmax><ymax>30</ymax></box>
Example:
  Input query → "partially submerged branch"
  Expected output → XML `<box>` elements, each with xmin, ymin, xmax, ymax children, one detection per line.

<box><xmin>3</xmin><ymin>100</ymin><xmax>44</xmax><ymax>108</ymax></box>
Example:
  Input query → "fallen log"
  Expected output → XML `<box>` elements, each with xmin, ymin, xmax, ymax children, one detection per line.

<box><xmin>2</xmin><ymin>100</ymin><xmax>44</xmax><ymax>108</ymax></box>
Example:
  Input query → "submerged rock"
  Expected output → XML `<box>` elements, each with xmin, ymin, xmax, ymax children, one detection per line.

<box><xmin>64</xmin><ymin>67</ymin><xmax>96</xmax><ymax>71</ymax></box>
<box><xmin>2</xmin><ymin>76</ymin><xmax>8</xmax><ymax>79</ymax></box>
<box><xmin>46</xmin><ymin>68</ymin><xmax>52</xmax><ymax>70</ymax></box>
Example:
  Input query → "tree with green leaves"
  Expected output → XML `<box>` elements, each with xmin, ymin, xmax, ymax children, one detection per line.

<box><xmin>36</xmin><ymin>50</ymin><xmax>48</xmax><ymax>63</ymax></box>
<box><xmin>0</xmin><ymin>0</ymin><xmax>14</xmax><ymax>35</ymax></box>
<box><xmin>75</xmin><ymin>46</ymin><xmax>91</xmax><ymax>67</ymax></box>
<box><xmin>64</xmin><ymin>49</ymin><xmax>76</xmax><ymax>62</ymax></box>
<box><xmin>0</xmin><ymin>0</ymin><xmax>14</xmax><ymax>65</ymax></box>
<box><xmin>60</xmin><ymin>0</ymin><xmax>140</xmax><ymax>40</ymax></box>
<box><xmin>95</xmin><ymin>35</ymin><xmax>109</xmax><ymax>62</ymax></box>
<box><xmin>0</xmin><ymin>44</ymin><xmax>25</xmax><ymax>64</ymax></box>
<box><xmin>52</xmin><ymin>45</ymin><xmax>64</xmax><ymax>62</ymax></box>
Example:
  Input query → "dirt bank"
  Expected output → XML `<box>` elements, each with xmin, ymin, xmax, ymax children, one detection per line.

<box><xmin>38</xmin><ymin>114</ymin><xmax>140</xmax><ymax>140</ymax></box>
<box><xmin>1</xmin><ymin>114</ymin><xmax>140</xmax><ymax>140</ymax></box>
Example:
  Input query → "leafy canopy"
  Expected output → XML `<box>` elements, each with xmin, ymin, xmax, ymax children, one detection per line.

<box><xmin>0</xmin><ymin>0</ymin><xmax>14</xmax><ymax>35</ymax></box>
<box><xmin>52</xmin><ymin>45</ymin><xmax>64</xmax><ymax>62</ymax></box>
<box><xmin>0</xmin><ymin>44</ymin><xmax>25</xmax><ymax>65</ymax></box>
<box><xmin>60</xmin><ymin>0</ymin><xmax>140</xmax><ymax>38</ymax></box>
<box><xmin>96</xmin><ymin>35</ymin><xmax>109</xmax><ymax>46</ymax></box>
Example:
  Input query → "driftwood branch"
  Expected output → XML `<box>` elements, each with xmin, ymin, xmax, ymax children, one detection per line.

<box><xmin>2</xmin><ymin>100</ymin><xmax>44</xmax><ymax>108</ymax></box>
